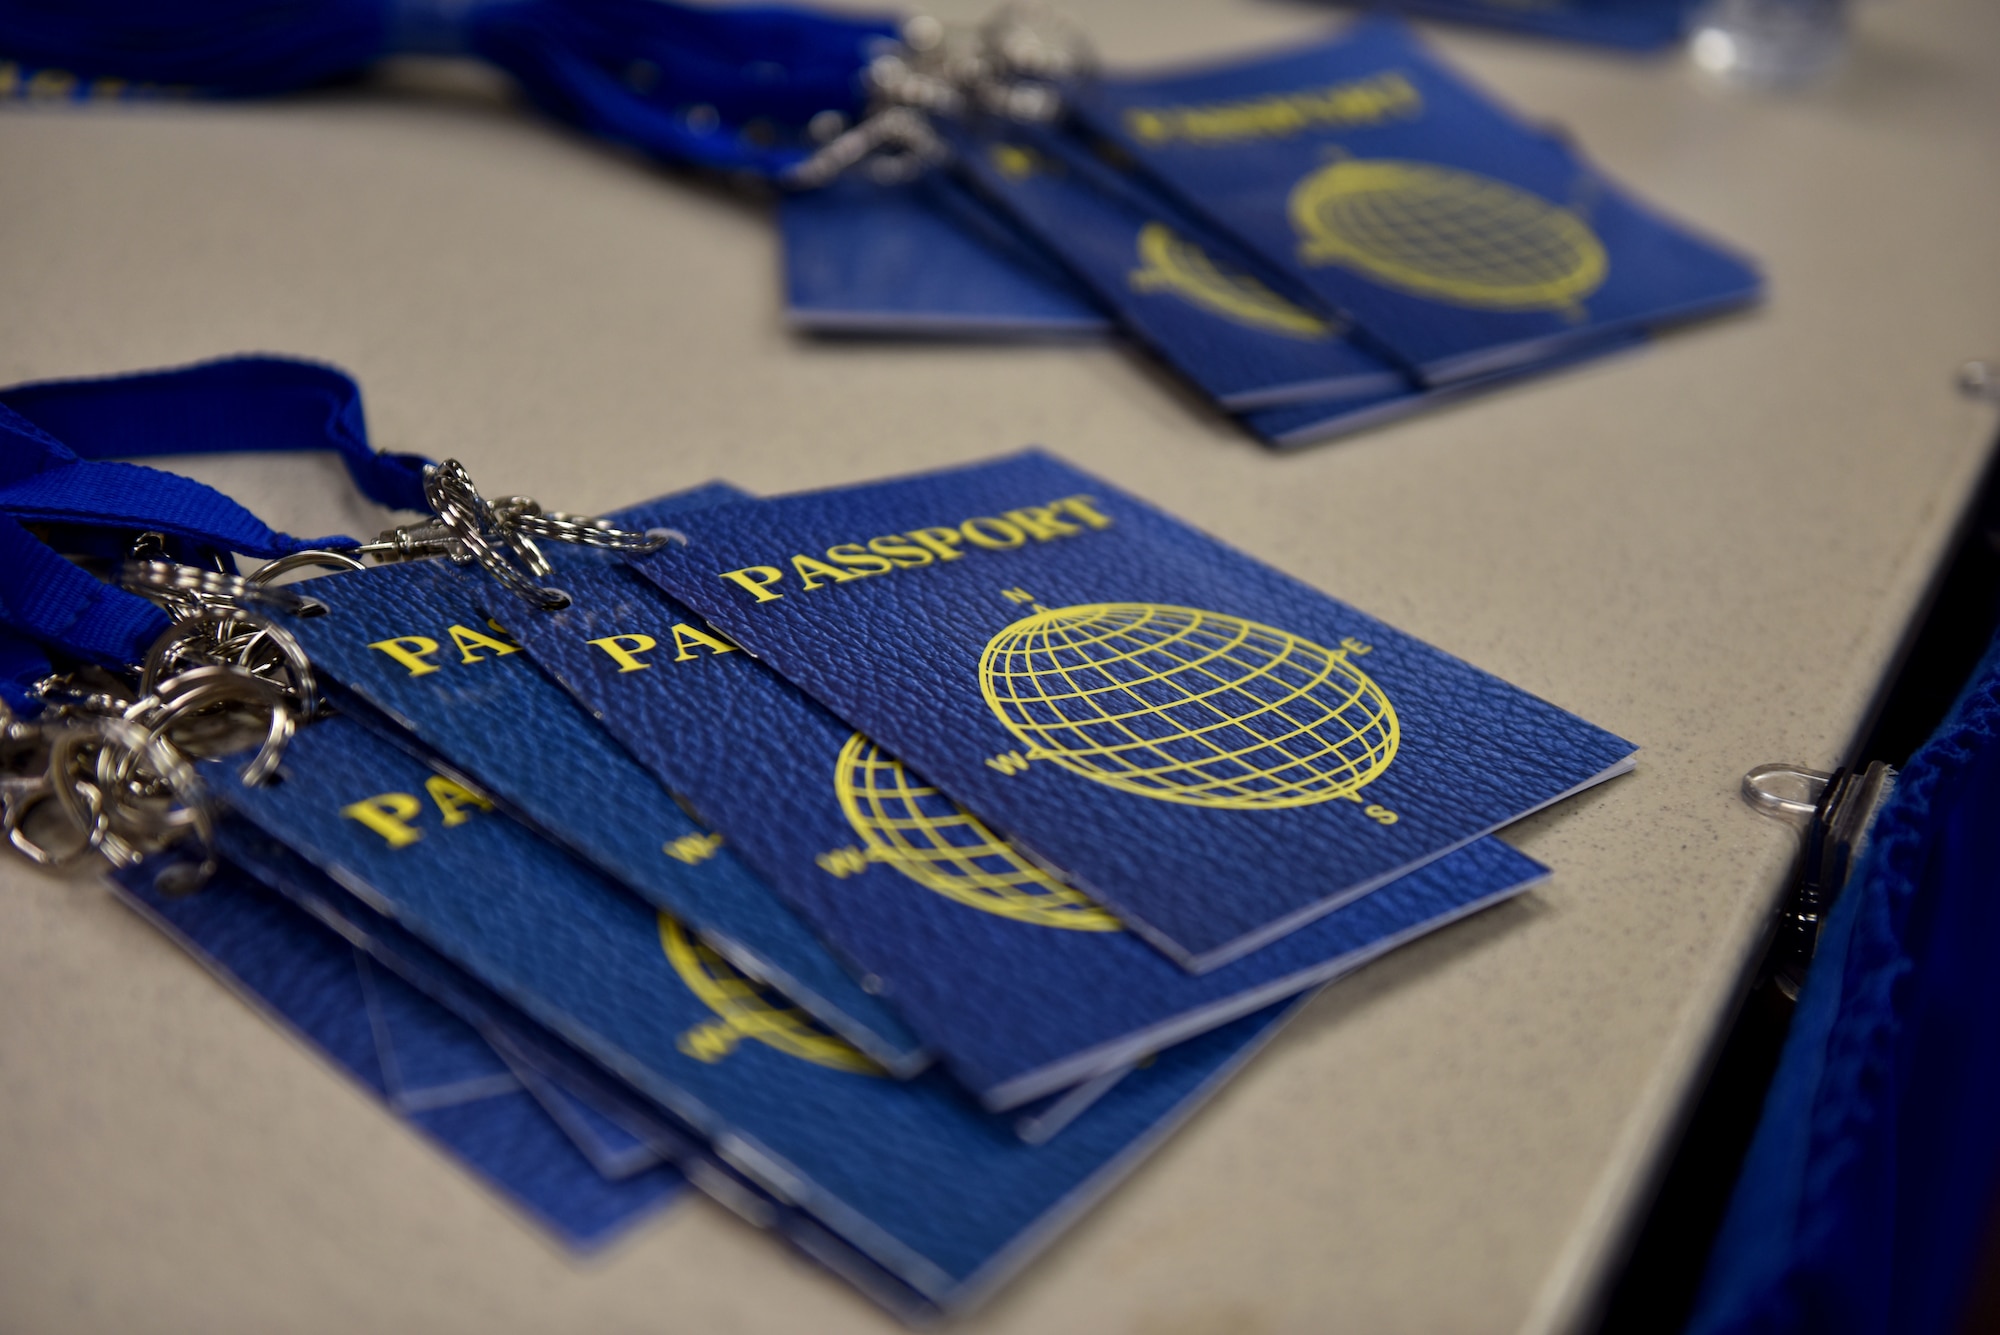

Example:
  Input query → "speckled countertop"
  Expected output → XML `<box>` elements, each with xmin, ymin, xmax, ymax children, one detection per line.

<box><xmin>3</xmin><ymin>2</ymin><xmax>1998</xmax><ymax>1331</ymax></box>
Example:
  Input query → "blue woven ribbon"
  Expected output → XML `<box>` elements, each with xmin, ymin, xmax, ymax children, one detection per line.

<box><xmin>0</xmin><ymin>355</ymin><xmax>427</xmax><ymax>712</ymax></box>
<box><xmin>0</xmin><ymin>0</ymin><xmax>897</xmax><ymax>178</ymax></box>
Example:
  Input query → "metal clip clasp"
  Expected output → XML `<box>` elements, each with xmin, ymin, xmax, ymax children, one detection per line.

<box><xmin>1742</xmin><ymin>759</ymin><xmax>1897</xmax><ymax>995</ymax></box>
<box><xmin>784</xmin><ymin>3</ymin><xmax>1096</xmax><ymax>189</ymax></box>
<box><xmin>353</xmin><ymin>459</ymin><xmax>668</xmax><ymax>611</ymax></box>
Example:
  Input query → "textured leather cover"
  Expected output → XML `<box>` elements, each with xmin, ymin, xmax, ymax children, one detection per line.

<box><xmin>204</xmin><ymin>717</ymin><xmax>1302</xmax><ymax>1309</ymax></box>
<box><xmin>210</xmin><ymin>816</ymin><xmax>947</xmax><ymax>1324</ymax></box>
<box><xmin>781</xmin><ymin>172</ymin><xmax>1110</xmax><ymax>336</ymax></box>
<box><xmin>282</xmin><ymin>544</ymin><xmax>927</xmax><ymax>1076</ymax></box>
<box><xmin>111</xmin><ymin>857</ymin><xmax>686</xmax><ymax>1251</ymax></box>
<box><xmin>211</xmin><ymin>817</ymin><xmax>721</xmax><ymax>1163</ymax></box>
<box><xmin>1075</xmin><ymin>21</ymin><xmax>1761</xmax><ymax>383</ymax></box>
<box><xmin>951</xmin><ymin>121</ymin><xmax>1406</xmax><ymax>410</ymax></box>
<box><xmin>501</xmin><ymin>556</ymin><xmax>1546</xmax><ymax>1108</ymax></box>
<box><xmin>627</xmin><ymin>451</ymin><xmax>1635</xmax><ymax>970</ymax></box>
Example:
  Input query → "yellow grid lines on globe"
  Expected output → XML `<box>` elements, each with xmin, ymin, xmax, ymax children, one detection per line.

<box><xmin>977</xmin><ymin>604</ymin><xmax>1398</xmax><ymax>810</ymax></box>
<box><xmin>833</xmin><ymin>732</ymin><xmax>1122</xmax><ymax>931</ymax></box>
<box><xmin>657</xmin><ymin>915</ymin><xmax>881</xmax><ymax>1072</ymax></box>
<box><xmin>1288</xmin><ymin>159</ymin><xmax>1607</xmax><ymax>311</ymax></box>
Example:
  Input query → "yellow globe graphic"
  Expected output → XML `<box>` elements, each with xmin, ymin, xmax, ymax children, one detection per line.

<box><xmin>1288</xmin><ymin>159</ymin><xmax>1607</xmax><ymax>311</ymax></box>
<box><xmin>978</xmin><ymin>604</ymin><xmax>1397</xmax><ymax>810</ymax></box>
<box><xmin>1129</xmin><ymin>222</ymin><xmax>1335</xmax><ymax>341</ymax></box>
<box><xmin>658</xmin><ymin>915</ymin><xmax>881</xmax><ymax>1073</ymax></box>
<box><xmin>833</xmin><ymin>732</ymin><xmax>1122</xmax><ymax>932</ymax></box>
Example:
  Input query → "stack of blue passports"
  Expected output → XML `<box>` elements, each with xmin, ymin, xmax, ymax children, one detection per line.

<box><xmin>244</xmin><ymin>474</ymin><xmax>1551</xmax><ymax>1099</ymax></box>
<box><xmin>111</xmin><ymin>856</ymin><xmax>688</xmax><ymax>1252</ymax></box>
<box><xmin>271</xmin><ymin>505</ymin><xmax>930</xmax><ymax>1079</ymax></box>
<box><xmin>1073</xmin><ymin>20</ymin><xmax>1761</xmax><ymax>384</ymax></box>
<box><xmin>194</xmin><ymin>716</ymin><xmax>1331</xmax><ymax>1314</ymax></box>
<box><xmin>944</xmin><ymin>116</ymin><xmax>1652</xmax><ymax>446</ymax></box>
<box><xmin>267</xmin><ymin>494</ymin><xmax>1180</xmax><ymax>1138</ymax></box>
<box><xmin>87</xmin><ymin>447</ymin><xmax>1647</xmax><ymax>1316</ymax></box>
<box><xmin>628</xmin><ymin>451</ymin><xmax>1636</xmax><ymax>970</ymax></box>
<box><xmin>491</xmin><ymin>544</ymin><xmax>1547</xmax><ymax>1107</ymax></box>
<box><xmin>101</xmin><ymin>445</ymin><xmax>1643</xmax><ymax>1312</ymax></box>
<box><xmin>939</xmin><ymin>116</ymin><xmax>1659</xmax><ymax>446</ymax></box>
<box><xmin>777</xmin><ymin>19</ymin><xmax>1755</xmax><ymax>444</ymax></box>
<box><xmin>781</xmin><ymin>171</ymin><xmax>1110</xmax><ymax>338</ymax></box>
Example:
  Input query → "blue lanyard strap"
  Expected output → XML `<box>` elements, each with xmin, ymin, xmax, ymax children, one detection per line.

<box><xmin>0</xmin><ymin>0</ymin><xmax>899</xmax><ymax>178</ymax></box>
<box><xmin>0</xmin><ymin>514</ymin><xmax>171</xmax><ymax>705</ymax></box>
<box><xmin>0</xmin><ymin>355</ymin><xmax>429</xmax><ymax>545</ymax></box>
<box><xmin>0</xmin><ymin>355</ymin><xmax>432</xmax><ymax>708</ymax></box>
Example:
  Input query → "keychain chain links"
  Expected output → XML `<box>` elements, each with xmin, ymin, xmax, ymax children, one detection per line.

<box><xmin>2</xmin><ymin>457</ymin><xmax>664</xmax><ymax>890</ymax></box>
<box><xmin>783</xmin><ymin>2</ymin><xmax>1096</xmax><ymax>189</ymax></box>
<box><xmin>357</xmin><ymin>458</ymin><xmax>668</xmax><ymax>609</ymax></box>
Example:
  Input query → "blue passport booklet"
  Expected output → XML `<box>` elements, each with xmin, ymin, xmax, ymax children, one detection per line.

<box><xmin>200</xmin><ymin>715</ymin><xmax>1307</xmax><ymax>1314</ymax></box>
<box><xmin>112</xmin><ymin>857</ymin><xmax>687</xmax><ymax>1251</ymax></box>
<box><xmin>949</xmin><ymin>122</ymin><xmax>1408</xmax><ymax>411</ymax></box>
<box><xmin>495</xmin><ymin>553</ymin><xmax>1546</xmax><ymax>1107</ymax></box>
<box><xmin>626</xmin><ymin>451</ymin><xmax>1636</xmax><ymax>970</ymax></box>
<box><xmin>278</xmin><ymin>544</ymin><xmax>927</xmax><ymax>1077</ymax></box>
<box><xmin>1075</xmin><ymin>20</ymin><xmax>1761</xmax><ymax>383</ymax></box>
<box><xmin>782</xmin><ymin>171</ymin><xmax>1110</xmax><ymax>337</ymax></box>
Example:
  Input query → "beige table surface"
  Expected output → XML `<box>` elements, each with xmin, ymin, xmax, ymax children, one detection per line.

<box><xmin>4</xmin><ymin>3</ymin><xmax>1999</xmax><ymax>1331</ymax></box>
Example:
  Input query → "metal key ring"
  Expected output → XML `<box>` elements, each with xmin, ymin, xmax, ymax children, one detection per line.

<box><xmin>489</xmin><ymin>490</ymin><xmax>669</xmax><ymax>555</ymax></box>
<box><xmin>44</xmin><ymin>727</ymin><xmax>116</xmax><ymax>857</ymax></box>
<box><xmin>87</xmin><ymin>716</ymin><xmax>218</xmax><ymax>891</ymax></box>
<box><xmin>139</xmin><ymin>609</ymin><xmax>320</xmax><ymax>722</ymax></box>
<box><xmin>492</xmin><ymin>496</ymin><xmax>561</xmax><ymax>578</ymax></box>
<box><xmin>239</xmin><ymin>548</ymin><xmax>367</xmax><ymax>616</ymax></box>
<box><xmin>509</xmin><ymin>510</ymin><xmax>672</xmax><ymax>553</ymax></box>
<box><xmin>247</xmin><ymin>548</ymin><xmax>368</xmax><ymax>583</ymax></box>
<box><xmin>224</xmin><ymin>619</ymin><xmax>321</xmax><ymax>721</ymax></box>
<box><xmin>118</xmin><ymin>666</ymin><xmax>295</xmax><ymax>788</ymax></box>
<box><xmin>424</xmin><ymin>460</ymin><xmax>571</xmax><ymax>609</ymax></box>
<box><xmin>7</xmin><ymin>768</ymin><xmax>101</xmax><ymax>868</ymax></box>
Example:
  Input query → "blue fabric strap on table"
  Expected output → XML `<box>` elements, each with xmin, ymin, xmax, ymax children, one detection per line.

<box><xmin>0</xmin><ymin>356</ymin><xmax>429</xmax><ymax>533</ymax></box>
<box><xmin>1687</xmin><ymin>627</ymin><xmax>2000</xmax><ymax>1335</ymax></box>
<box><xmin>0</xmin><ymin>0</ymin><xmax>897</xmax><ymax>179</ymax></box>
<box><xmin>0</xmin><ymin>356</ymin><xmax>428</xmax><ymax>710</ymax></box>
